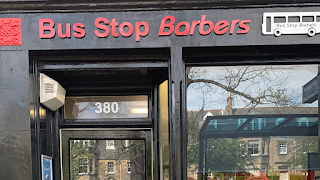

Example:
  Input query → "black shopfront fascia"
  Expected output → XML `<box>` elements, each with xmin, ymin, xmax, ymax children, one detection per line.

<box><xmin>2</xmin><ymin>4</ymin><xmax>320</xmax><ymax>180</ymax></box>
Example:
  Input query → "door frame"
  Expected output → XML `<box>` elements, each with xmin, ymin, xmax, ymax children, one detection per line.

<box><xmin>60</xmin><ymin>128</ymin><xmax>153</xmax><ymax>180</ymax></box>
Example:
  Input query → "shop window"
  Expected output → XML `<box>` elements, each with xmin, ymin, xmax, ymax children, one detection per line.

<box><xmin>107</xmin><ymin>162</ymin><xmax>114</xmax><ymax>173</ymax></box>
<box><xmin>106</xmin><ymin>140</ymin><xmax>115</xmax><ymax>149</ymax></box>
<box><xmin>279</xmin><ymin>143</ymin><xmax>287</xmax><ymax>154</ymax></box>
<box><xmin>248</xmin><ymin>140</ymin><xmax>260</xmax><ymax>156</ymax></box>
<box><xmin>186</xmin><ymin>64</ymin><xmax>318</xmax><ymax>179</ymax></box>
<box><xmin>127</xmin><ymin>162</ymin><xmax>131</xmax><ymax>173</ymax></box>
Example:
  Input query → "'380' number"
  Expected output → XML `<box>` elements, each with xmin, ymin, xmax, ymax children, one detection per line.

<box><xmin>94</xmin><ymin>102</ymin><xmax>119</xmax><ymax>113</ymax></box>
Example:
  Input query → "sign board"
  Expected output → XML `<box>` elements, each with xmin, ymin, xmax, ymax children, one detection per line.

<box><xmin>302</xmin><ymin>75</ymin><xmax>318</xmax><ymax>103</ymax></box>
<box><xmin>41</xmin><ymin>154</ymin><xmax>53</xmax><ymax>180</ymax></box>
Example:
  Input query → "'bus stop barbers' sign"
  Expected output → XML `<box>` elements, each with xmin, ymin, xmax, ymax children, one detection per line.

<box><xmin>39</xmin><ymin>15</ymin><xmax>251</xmax><ymax>42</ymax></box>
<box><xmin>1</xmin><ymin>11</ymin><xmax>319</xmax><ymax>46</ymax></box>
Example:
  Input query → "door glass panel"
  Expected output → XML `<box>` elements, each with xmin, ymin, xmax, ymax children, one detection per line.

<box><xmin>61</xmin><ymin>129</ymin><xmax>151</xmax><ymax>180</ymax></box>
<box><xmin>70</xmin><ymin>139</ymin><xmax>146</xmax><ymax>180</ymax></box>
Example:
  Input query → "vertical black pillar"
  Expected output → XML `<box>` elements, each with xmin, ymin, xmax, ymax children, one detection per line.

<box><xmin>153</xmin><ymin>85</ymin><xmax>160</xmax><ymax>180</ymax></box>
<box><xmin>205</xmin><ymin>138</ymin><xmax>208</xmax><ymax>177</ymax></box>
<box><xmin>169</xmin><ymin>46</ymin><xmax>186</xmax><ymax>179</ymax></box>
<box><xmin>0</xmin><ymin>50</ymin><xmax>32</xmax><ymax>179</ymax></box>
<box><xmin>199</xmin><ymin>138</ymin><xmax>204</xmax><ymax>179</ymax></box>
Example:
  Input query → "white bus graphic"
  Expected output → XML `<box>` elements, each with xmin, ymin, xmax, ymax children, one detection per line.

<box><xmin>262</xmin><ymin>12</ymin><xmax>320</xmax><ymax>37</ymax></box>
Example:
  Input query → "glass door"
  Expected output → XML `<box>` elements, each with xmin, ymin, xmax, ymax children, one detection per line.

<box><xmin>60</xmin><ymin>129</ymin><xmax>152</xmax><ymax>180</ymax></box>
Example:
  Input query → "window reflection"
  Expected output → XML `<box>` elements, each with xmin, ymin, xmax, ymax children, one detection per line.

<box><xmin>187</xmin><ymin>65</ymin><xmax>319</xmax><ymax>180</ymax></box>
<box><xmin>70</xmin><ymin>139</ymin><xmax>145</xmax><ymax>180</ymax></box>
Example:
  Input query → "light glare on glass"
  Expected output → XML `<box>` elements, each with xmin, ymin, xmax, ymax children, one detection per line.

<box><xmin>131</xmin><ymin>108</ymin><xmax>148</xmax><ymax>114</ymax></box>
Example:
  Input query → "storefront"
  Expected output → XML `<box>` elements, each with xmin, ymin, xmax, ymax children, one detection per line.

<box><xmin>0</xmin><ymin>2</ymin><xmax>320</xmax><ymax>180</ymax></box>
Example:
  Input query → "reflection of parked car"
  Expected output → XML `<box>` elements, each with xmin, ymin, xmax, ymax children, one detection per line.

<box><xmin>246</xmin><ymin>172</ymin><xmax>268</xmax><ymax>180</ymax></box>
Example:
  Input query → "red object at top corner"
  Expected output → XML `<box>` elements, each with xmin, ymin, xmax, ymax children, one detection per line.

<box><xmin>0</xmin><ymin>18</ymin><xmax>21</xmax><ymax>46</ymax></box>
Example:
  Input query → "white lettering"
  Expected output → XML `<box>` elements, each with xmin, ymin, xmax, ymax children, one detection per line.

<box><xmin>95</xmin><ymin>102</ymin><xmax>119</xmax><ymax>114</ymax></box>
<box><xmin>95</xmin><ymin>102</ymin><xmax>102</xmax><ymax>113</ymax></box>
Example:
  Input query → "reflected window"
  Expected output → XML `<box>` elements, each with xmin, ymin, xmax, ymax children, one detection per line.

<box><xmin>127</xmin><ymin>162</ymin><xmax>131</xmax><ymax>173</ymax></box>
<box><xmin>279</xmin><ymin>143</ymin><xmax>287</xmax><ymax>154</ymax></box>
<box><xmin>299</xmin><ymin>118</ymin><xmax>309</xmax><ymax>126</ymax></box>
<box><xmin>276</xmin><ymin>118</ymin><xmax>285</xmax><ymax>125</ymax></box>
<box><xmin>208</xmin><ymin>120</ymin><xmax>217</xmax><ymax>130</ymax></box>
<box><xmin>125</xmin><ymin>140</ymin><xmax>130</xmax><ymax>150</ymax></box>
<box><xmin>107</xmin><ymin>162</ymin><xmax>114</xmax><ymax>173</ymax></box>
<box><xmin>248</xmin><ymin>140</ymin><xmax>260</xmax><ymax>155</ymax></box>
<box><xmin>262</xmin><ymin>140</ymin><xmax>267</xmax><ymax>155</ymax></box>
<box><xmin>106</xmin><ymin>140</ymin><xmax>115</xmax><ymax>149</ymax></box>
<box><xmin>238</xmin><ymin>118</ymin><xmax>247</xmax><ymax>130</ymax></box>
<box><xmin>89</xmin><ymin>159</ymin><xmax>94</xmax><ymax>174</ymax></box>
<box><xmin>240</xmin><ymin>143</ymin><xmax>245</xmax><ymax>156</ymax></box>
<box><xmin>79</xmin><ymin>158</ymin><xmax>88</xmax><ymax>174</ymax></box>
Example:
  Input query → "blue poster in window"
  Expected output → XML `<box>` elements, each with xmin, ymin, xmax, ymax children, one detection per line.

<box><xmin>41</xmin><ymin>155</ymin><xmax>53</xmax><ymax>180</ymax></box>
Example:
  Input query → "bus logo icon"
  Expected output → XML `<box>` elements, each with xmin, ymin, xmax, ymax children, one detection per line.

<box><xmin>262</xmin><ymin>12</ymin><xmax>319</xmax><ymax>37</ymax></box>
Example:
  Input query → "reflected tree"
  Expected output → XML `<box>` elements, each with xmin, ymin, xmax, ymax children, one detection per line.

<box><xmin>116</xmin><ymin>140</ymin><xmax>145</xmax><ymax>180</ymax></box>
<box><xmin>101</xmin><ymin>140</ymin><xmax>145</xmax><ymax>180</ymax></box>
<box><xmin>70</xmin><ymin>140</ymin><xmax>95</xmax><ymax>180</ymax></box>
<box><xmin>206</xmin><ymin>138</ymin><xmax>255</xmax><ymax>177</ymax></box>
<box><xmin>187</xmin><ymin>111</ymin><xmax>255</xmax><ymax>175</ymax></box>
<box><xmin>287</xmin><ymin>136</ymin><xmax>318</xmax><ymax>171</ymax></box>
<box><xmin>187</xmin><ymin>66</ymin><xmax>302</xmax><ymax>112</ymax></box>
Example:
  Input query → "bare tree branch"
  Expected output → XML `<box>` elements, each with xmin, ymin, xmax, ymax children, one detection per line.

<box><xmin>188</xmin><ymin>78</ymin><xmax>261</xmax><ymax>104</ymax></box>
